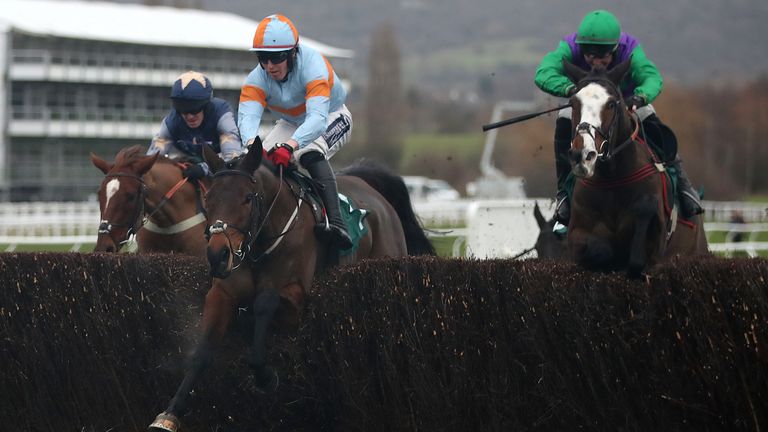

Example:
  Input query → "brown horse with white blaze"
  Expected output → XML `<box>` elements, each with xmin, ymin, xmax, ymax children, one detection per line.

<box><xmin>563</xmin><ymin>59</ymin><xmax>708</xmax><ymax>276</ymax></box>
<box><xmin>148</xmin><ymin>142</ymin><xmax>434</xmax><ymax>431</ymax></box>
<box><xmin>91</xmin><ymin>145</ymin><xmax>208</xmax><ymax>257</ymax></box>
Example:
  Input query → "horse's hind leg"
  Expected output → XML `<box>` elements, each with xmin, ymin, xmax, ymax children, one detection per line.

<box><xmin>245</xmin><ymin>288</ymin><xmax>281</xmax><ymax>393</ymax></box>
<box><xmin>149</xmin><ymin>284</ymin><xmax>236</xmax><ymax>431</ymax></box>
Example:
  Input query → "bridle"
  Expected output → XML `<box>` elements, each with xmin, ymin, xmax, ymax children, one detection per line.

<box><xmin>207</xmin><ymin>166</ymin><xmax>301</xmax><ymax>271</ymax></box>
<box><xmin>98</xmin><ymin>172</ymin><xmax>147</xmax><ymax>245</ymax></box>
<box><xmin>574</xmin><ymin>78</ymin><xmax>638</xmax><ymax>163</ymax></box>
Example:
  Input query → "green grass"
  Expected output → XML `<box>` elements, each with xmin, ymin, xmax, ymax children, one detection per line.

<box><xmin>429</xmin><ymin>235</ymin><xmax>465</xmax><ymax>257</ymax></box>
<box><xmin>0</xmin><ymin>243</ymin><xmax>95</xmax><ymax>252</ymax></box>
<box><xmin>403</xmin><ymin>133</ymin><xmax>482</xmax><ymax>157</ymax></box>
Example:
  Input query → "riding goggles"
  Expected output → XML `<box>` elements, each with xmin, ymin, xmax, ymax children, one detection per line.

<box><xmin>257</xmin><ymin>50</ymin><xmax>292</xmax><ymax>66</ymax></box>
<box><xmin>580</xmin><ymin>44</ymin><xmax>616</xmax><ymax>59</ymax></box>
<box><xmin>173</xmin><ymin>98</ymin><xmax>208</xmax><ymax>115</ymax></box>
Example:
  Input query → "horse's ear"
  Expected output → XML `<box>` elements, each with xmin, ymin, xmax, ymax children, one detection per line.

<box><xmin>562</xmin><ymin>59</ymin><xmax>587</xmax><ymax>86</ymax></box>
<box><xmin>241</xmin><ymin>140</ymin><xmax>263</xmax><ymax>174</ymax></box>
<box><xmin>533</xmin><ymin>202</ymin><xmax>547</xmax><ymax>230</ymax></box>
<box><xmin>202</xmin><ymin>143</ymin><xmax>224</xmax><ymax>173</ymax></box>
<box><xmin>90</xmin><ymin>152</ymin><xmax>113</xmax><ymax>174</ymax></box>
<box><xmin>607</xmin><ymin>59</ymin><xmax>632</xmax><ymax>87</ymax></box>
<box><xmin>135</xmin><ymin>152</ymin><xmax>159</xmax><ymax>176</ymax></box>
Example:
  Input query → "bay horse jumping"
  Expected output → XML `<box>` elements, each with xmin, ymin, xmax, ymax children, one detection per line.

<box><xmin>148</xmin><ymin>142</ymin><xmax>434</xmax><ymax>431</ymax></box>
<box><xmin>91</xmin><ymin>145</ymin><xmax>208</xmax><ymax>257</ymax></box>
<box><xmin>562</xmin><ymin>60</ymin><xmax>708</xmax><ymax>276</ymax></box>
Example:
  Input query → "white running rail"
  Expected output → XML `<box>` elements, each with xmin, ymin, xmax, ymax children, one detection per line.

<box><xmin>0</xmin><ymin>201</ymin><xmax>100</xmax><ymax>251</ymax></box>
<box><xmin>0</xmin><ymin>200</ymin><xmax>765</xmax><ymax>256</ymax></box>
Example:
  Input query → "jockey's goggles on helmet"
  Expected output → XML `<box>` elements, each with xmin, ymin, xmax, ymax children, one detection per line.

<box><xmin>580</xmin><ymin>44</ymin><xmax>616</xmax><ymax>59</ymax></box>
<box><xmin>257</xmin><ymin>50</ymin><xmax>292</xmax><ymax>66</ymax></box>
<box><xmin>173</xmin><ymin>98</ymin><xmax>208</xmax><ymax>115</ymax></box>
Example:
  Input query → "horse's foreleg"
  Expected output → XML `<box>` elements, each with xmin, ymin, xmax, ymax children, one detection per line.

<box><xmin>628</xmin><ymin>197</ymin><xmax>659</xmax><ymax>278</ymax></box>
<box><xmin>149</xmin><ymin>284</ymin><xmax>236</xmax><ymax>431</ymax></box>
<box><xmin>246</xmin><ymin>288</ymin><xmax>281</xmax><ymax>393</ymax></box>
<box><xmin>569</xmin><ymin>228</ymin><xmax>614</xmax><ymax>270</ymax></box>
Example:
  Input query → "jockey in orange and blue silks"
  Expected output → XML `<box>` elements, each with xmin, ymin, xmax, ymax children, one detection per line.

<box><xmin>534</xmin><ymin>10</ymin><xmax>702</xmax><ymax>226</ymax></box>
<box><xmin>238</xmin><ymin>14</ymin><xmax>354</xmax><ymax>250</ymax></box>
<box><xmin>148</xmin><ymin>71</ymin><xmax>244</xmax><ymax>181</ymax></box>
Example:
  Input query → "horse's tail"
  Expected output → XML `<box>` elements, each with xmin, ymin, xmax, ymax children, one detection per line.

<box><xmin>339</xmin><ymin>159</ymin><xmax>436</xmax><ymax>256</ymax></box>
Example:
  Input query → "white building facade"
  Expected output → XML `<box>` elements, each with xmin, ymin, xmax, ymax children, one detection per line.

<box><xmin>0</xmin><ymin>0</ymin><xmax>352</xmax><ymax>201</ymax></box>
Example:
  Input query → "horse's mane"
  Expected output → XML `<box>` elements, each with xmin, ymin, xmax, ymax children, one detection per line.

<box><xmin>113</xmin><ymin>145</ymin><xmax>178</xmax><ymax>168</ymax></box>
<box><xmin>113</xmin><ymin>145</ymin><xmax>147</xmax><ymax>166</ymax></box>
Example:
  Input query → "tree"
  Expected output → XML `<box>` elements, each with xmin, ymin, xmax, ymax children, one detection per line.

<box><xmin>365</xmin><ymin>23</ymin><xmax>404</xmax><ymax>169</ymax></box>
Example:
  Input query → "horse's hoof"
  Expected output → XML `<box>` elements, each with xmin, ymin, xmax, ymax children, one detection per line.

<box><xmin>148</xmin><ymin>412</ymin><xmax>180</xmax><ymax>432</ymax></box>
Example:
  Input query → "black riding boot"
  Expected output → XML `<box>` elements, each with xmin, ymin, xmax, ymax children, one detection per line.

<box><xmin>669</xmin><ymin>157</ymin><xmax>703</xmax><ymax>218</ymax></box>
<box><xmin>553</xmin><ymin>117</ymin><xmax>573</xmax><ymax>225</ymax></box>
<box><xmin>302</xmin><ymin>152</ymin><xmax>354</xmax><ymax>250</ymax></box>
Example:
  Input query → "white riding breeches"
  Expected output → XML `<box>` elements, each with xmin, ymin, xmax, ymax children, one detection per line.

<box><xmin>261</xmin><ymin>104</ymin><xmax>353</xmax><ymax>167</ymax></box>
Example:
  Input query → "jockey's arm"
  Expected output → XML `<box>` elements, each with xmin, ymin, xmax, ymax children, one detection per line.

<box><xmin>628</xmin><ymin>46</ymin><xmax>663</xmax><ymax>104</ymax></box>
<box><xmin>238</xmin><ymin>72</ymin><xmax>268</xmax><ymax>147</ymax></box>
<box><xmin>534</xmin><ymin>40</ymin><xmax>577</xmax><ymax>98</ymax></box>
<box><xmin>216</xmin><ymin>110</ymin><xmax>243</xmax><ymax>162</ymax></box>
<box><xmin>291</xmin><ymin>93</ymin><xmax>330</xmax><ymax>150</ymax></box>
<box><xmin>147</xmin><ymin>118</ymin><xmax>174</xmax><ymax>155</ymax></box>
<box><xmin>237</xmin><ymin>84</ymin><xmax>267</xmax><ymax>149</ymax></box>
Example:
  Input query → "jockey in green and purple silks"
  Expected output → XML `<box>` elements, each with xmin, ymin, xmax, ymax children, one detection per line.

<box><xmin>534</xmin><ymin>9</ymin><xmax>702</xmax><ymax>226</ymax></box>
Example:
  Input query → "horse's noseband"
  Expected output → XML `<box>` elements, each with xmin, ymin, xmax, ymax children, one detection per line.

<box><xmin>209</xmin><ymin>220</ymin><xmax>228</xmax><ymax>234</ymax></box>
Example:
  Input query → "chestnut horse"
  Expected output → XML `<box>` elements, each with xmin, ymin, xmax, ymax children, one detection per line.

<box><xmin>563</xmin><ymin>60</ymin><xmax>708</xmax><ymax>276</ymax></box>
<box><xmin>91</xmin><ymin>145</ymin><xmax>208</xmax><ymax>257</ymax></box>
<box><xmin>148</xmin><ymin>142</ymin><xmax>434</xmax><ymax>431</ymax></box>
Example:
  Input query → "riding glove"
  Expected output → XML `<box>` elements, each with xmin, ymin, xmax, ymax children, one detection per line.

<box><xmin>182</xmin><ymin>163</ymin><xmax>208</xmax><ymax>180</ymax></box>
<box><xmin>625</xmin><ymin>95</ymin><xmax>646</xmax><ymax>111</ymax></box>
<box><xmin>267</xmin><ymin>143</ymin><xmax>294</xmax><ymax>168</ymax></box>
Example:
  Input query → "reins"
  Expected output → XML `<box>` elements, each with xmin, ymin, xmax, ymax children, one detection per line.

<box><xmin>208</xmin><ymin>165</ymin><xmax>302</xmax><ymax>271</ymax></box>
<box><xmin>99</xmin><ymin>162</ymin><xmax>209</xmax><ymax>245</ymax></box>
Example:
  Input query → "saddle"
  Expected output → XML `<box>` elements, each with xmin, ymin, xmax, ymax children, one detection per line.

<box><xmin>283</xmin><ymin>168</ymin><xmax>369</xmax><ymax>255</ymax></box>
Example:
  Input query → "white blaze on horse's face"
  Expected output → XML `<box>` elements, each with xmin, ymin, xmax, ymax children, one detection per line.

<box><xmin>573</xmin><ymin>83</ymin><xmax>611</xmax><ymax>178</ymax></box>
<box><xmin>105</xmin><ymin>178</ymin><xmax>120</xmax><ymax>210</ymax></box>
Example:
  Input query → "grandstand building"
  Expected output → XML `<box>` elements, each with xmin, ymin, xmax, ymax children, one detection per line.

<box><xmin>0</xmin><ymin>0</ymin><xmax>352</xmax><ymax>201</ymax></box>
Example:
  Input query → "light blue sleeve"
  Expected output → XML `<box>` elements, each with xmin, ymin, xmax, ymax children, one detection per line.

<box><xmin>238</xmin><ymin>69</ymin><xmax>268</xmax><ymax>145</ymax></box>
<box><xmin>291</xmin><ymin>53</ymin><xmax>331</xmax><ymax>148</ymax></box>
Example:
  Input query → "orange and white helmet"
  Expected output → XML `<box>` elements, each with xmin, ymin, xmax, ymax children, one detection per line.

<box><xmin>250</xmin><ymin>14</ymin><xmax>299</xmax><ymax>52</ymax></box>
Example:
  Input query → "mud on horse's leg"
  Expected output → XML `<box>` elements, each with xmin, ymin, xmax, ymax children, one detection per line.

<box><xmin>246</xmin><ymin>288</ymin><xmax>281</xmax><ymax>393</ymax></box>
<box><xmin>149</xmin><ymin>284</ymin><xmax>236</xmax><ymax>432</ymax></box>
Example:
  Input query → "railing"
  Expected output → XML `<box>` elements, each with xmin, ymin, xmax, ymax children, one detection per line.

<box><xmin>0</xmin><ymin>202</ymin><xmax>100</xmax><ymax>252</ymax></box>
<box><xmin>0</xmin><ymin>200</ymin><xmax>765</xmax><ymax>256</ymax></box>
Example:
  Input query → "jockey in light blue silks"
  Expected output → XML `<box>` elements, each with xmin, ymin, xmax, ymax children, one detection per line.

<box><xmin>147</xmin><ymin>71</ymin><xmax>244</xmax><ymax>181</ymax></box>
<box><xmin>238</xmin><ymin>14</ymin><xmax>354</xmax><ymax>250</ymax></box>
<box><xmin>535</xmin><ymin>10</ymin><xmax>703</xmax><ymax>226</ymax></box>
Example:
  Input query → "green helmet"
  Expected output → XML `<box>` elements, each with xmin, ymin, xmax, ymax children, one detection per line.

<box><xmin>576</xmin><ymin>10</ymin><xmax>621</xmax><ymax>45</ymax></box>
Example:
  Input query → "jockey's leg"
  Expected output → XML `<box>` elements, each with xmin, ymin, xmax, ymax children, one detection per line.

<box><xmin>638</xmin><ymin>108</ymin><xmax>702</xmax><ymax>219</ymax></box>
<box><xmin>668</xmin><ymin>157</ymin><xmax>703</xmax><ymax>218</ymax></box>
<box><xmin>300</xmin><ymin>151</ymin><xmax>353</xmax><ymax>250</ymax></box>
<box><xmin>553</xmin><ymin>116</ymin><xmax>573</xmax><ymax>225</ymax></box>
